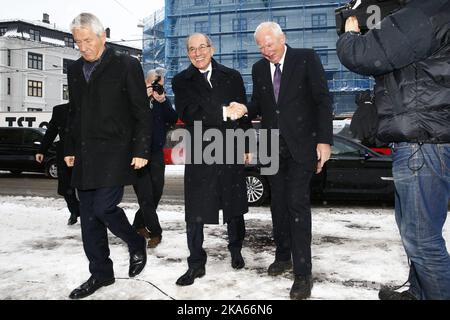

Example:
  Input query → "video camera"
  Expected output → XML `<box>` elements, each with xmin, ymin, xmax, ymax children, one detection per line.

<box><xmin>149</xmin><ymin>75</ymin><xmax>165</xmax><ymax>95</ymax></box>
<box><xmin>335</xmin><ymin>0</ymin><xmax>404</xmax><ymax>36</ymax></box>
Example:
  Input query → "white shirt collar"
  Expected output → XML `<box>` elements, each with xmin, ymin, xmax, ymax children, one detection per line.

<box><xmin>199</xmin><ymin>63</ymin><xmax>213</xmax><ymax>86</ymax></box>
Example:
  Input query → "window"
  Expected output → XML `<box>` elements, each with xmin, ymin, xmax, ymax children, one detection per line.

<box><xmin>63</xmin><ymin>59</ymin><xmax>75</xmax><ymax>74</ymax></box>
<box><xmin>7</xmin><ymin>78</ymin><xmax>11</xmax><ymax>95</ymax></box>
<box><xmin>194</xmin><ymin>0</ymin><xmax>206</xmax><ymax>5</ymax></box>
<box><xmin>314</xmin><ymin>47</ymin><xmax>329</xmax><ymax>65</ymax></box>
<box><xmin>64</xmin><ymin>36</ymin><xmax>74</xmax><ymax>48</ymax></box>
<box><xmin>195</xmin><ymin>21</ymin><xmax>209</xmax><ymax>34</ymax></box>
<box><xmin>7</xmin><ymin>49</ymin><xmax>11</xmax><ymax>66</ymax></box>
<box><xmin>63</xmin><ymin>85</ymin><xmax>69</xmax><ymax>100</ymax></box>
<box><xmin>0</xmin><ymin>27</ymin><xmax>7</xmax><ymax>36</ymax></box>
<box><xmin>23</xmin><ymin>130</ymin><xmax>42</xmax><ymax>145</ymax></box>
<box><xmin>233</xmin><ymin>18</ymin><xmax>247</xmax><ymax>32</ymax></box>
<box><xmin>30</xmin><ymin>29</ymin><xmax>41</xmax><ymax>41</ymax></box>
<box><xmin>28</xmin><ymin>80</ymin><xmax>43</xmax><ymax>97</ymax></box>
<box><xmin>233</xmin><ymin>50</ymin><xmax>248</xmax><ymax>70</ymax></box>
<box><xmin>7</xmin><ymin>107</ymin><xmax>11</xmax><ymax>112</ymax></box>
<box><xmin>28</xmin><ymin>52</ymin><xmax>43</xmax><ymax>70</ymax></box>
<box><xmin>331</xmin><ymin>140</ymin><xmax>361</xmax><ymax>157</ymax></box>
<box><xmin>273</xmin><ymin>16</ymin><xmax>287</xmax><ymax>29</ymax></box>
<box><xmin>312</xmin><ymin>13</ymin><xmax>327</xmax><ymax>32</ymax></box>
<box><xmin>0</xmin><ymin>129</ymin><xmax>22</xmax><ymax>145</ymax></box>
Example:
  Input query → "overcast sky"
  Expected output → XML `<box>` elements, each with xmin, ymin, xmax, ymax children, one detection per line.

<box><xmin>0</xmin><ymin>0</ymin><xmax>165</xmax><ymax>48</ymax></box>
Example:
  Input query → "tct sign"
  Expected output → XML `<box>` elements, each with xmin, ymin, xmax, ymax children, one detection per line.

<box><xmin>0</xmin><ymin>113</ymin><xmax>52</xmax><ymax>129</ymax></box>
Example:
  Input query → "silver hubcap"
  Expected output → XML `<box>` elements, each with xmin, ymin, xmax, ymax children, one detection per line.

<box><xmin>246</xmin><ymin>176</ymin><xmax>264</xmax><ymax>203</ymax></box>
<box><xmin>49</xmin><ymin>164</ymin><xmax>58</xmax><ymax>178</ymax></box>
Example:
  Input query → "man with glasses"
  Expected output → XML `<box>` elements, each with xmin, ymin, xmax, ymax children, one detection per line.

<box><xmin>172</xmin><ymin>33</ymin><xmax>252</xmax><ymax>286</ymax></box>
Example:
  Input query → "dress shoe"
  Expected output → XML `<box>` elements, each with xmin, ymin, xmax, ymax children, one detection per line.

<box><xmin>136</xmin><ymin>227</ymin><xmax>151</xmax><ymax>239</ymax></box>
<box><xmin>176</xmin><ymin>267</ymin><xmax>206</xmax><ymax>286</ymax></box>
<box><xmin>290</xmin><ymin>275</ymin><xmax>313</xmax><ymax>300</ymax></box>
<box><xmin>69</xmin><ymin>276</ymin><xmax>115</xmax><ymax>300</ymax></box>
<box><xmin>148</xmin><ymin>234</ymin><xmax>162</xmax><ymax>249</ymax></box>
<box><xmin>129</xmin><ymin>248</ymin><xmax>147</xmax><ymax>278</ymax></box>
<box><xmin>67</xmin><ymin>214</ymin><xmax>78</xmax><ymax>226</ymax></box>
<box><xmin>267</xmin><ymin>260</ymin><xmax>292</xmax><ymax>276</ymax></box>
<box><xmin>231</xmin><ymin>251</ymin><xmax>245</xmax><ymax>269</ymax></box>
<box><xmin>379</xmin><ymin>287</ymin><xmax>417</xmax><ymax>300</ymax></box>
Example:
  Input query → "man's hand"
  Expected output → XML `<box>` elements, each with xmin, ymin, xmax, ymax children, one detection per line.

<box><xmin>316</xmin><ymin>144</ymin><xmax>331</xmax><ymax>174</ymax></box>
<box><xmin>131</xmin><ymin>157</ymin><xmax>149</xmax><ymax>170</ymax></box>
<box><xmin>65</xmin><ymin>156</ymin><xmax>75</xmax><ymax>168</ymax></box>
<box><xmin>152</xmin><ymin>91</ymin><xmax>166</xmax><ymax>103</ymax></box>
<box><xmin>345</xmin><ymin>16</ymin><xmax>361</xmax><ymax>33</ymax></box>
<box><xmin>244</xmin><ymin>153</ymin><xmax>253</xmax><ymax>165</ymax></box>
<box><xmin>35</xmin><ymin>153</ymin><xmax>44</xmax><ymax>163</ymax></box>
<box><xmin>227</xmin><ymin>102</ymin><xmax>248</xmax><ymax>121</ymax></box>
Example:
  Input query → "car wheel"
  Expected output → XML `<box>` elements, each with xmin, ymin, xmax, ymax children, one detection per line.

<box><xmin>45</xmin><ymin>160</ymin><xmax>58</xmax><ymax>179</ymax></box>
<box><xmin>10</xmin><ymin>170</ymin><xmax>22</xmax><ymax>176</ymax></box>
<box><xmin>246</xmin><ymin>172</ymin><xmax>269</xmax><ymax>206</ymax></box>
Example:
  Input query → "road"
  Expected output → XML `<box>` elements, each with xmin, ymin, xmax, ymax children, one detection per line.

<box><xmin>0</xmin><ymin>169</ymin><xmax>185</xmax><ymax>205</ymax></box>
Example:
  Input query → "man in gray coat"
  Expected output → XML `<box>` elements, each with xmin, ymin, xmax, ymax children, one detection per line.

<box><xmin>64</xmin><ymin>13</ymin><xmax>152</xmax><ymax>299</ymax></box>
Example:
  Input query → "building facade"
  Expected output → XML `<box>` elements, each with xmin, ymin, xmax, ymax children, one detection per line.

<box><xmin>143</xmin><ymin>0</ymin><xmax>374</xmax><ymax>115</ymax></box>
<box><xmin>0</xmin><ymin>16</ymin><xmax>141</xmax><ymax>113</ymax></box>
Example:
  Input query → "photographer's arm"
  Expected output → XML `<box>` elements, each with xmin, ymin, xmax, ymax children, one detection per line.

<box><xmin>337</xmin><ymin>7</ymin><xmax>434</xmax><ymax>76</ymax></box>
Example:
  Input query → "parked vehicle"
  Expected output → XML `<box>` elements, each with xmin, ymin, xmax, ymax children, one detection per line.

<box><xmin>0</xmin><ymin>127</ymin><xmax>57</xmax><ymax>178</ymax></box>
<box><xmin>245</xmin><ymin>135</ymin><xmax>394</xmax><ymax>206</ymax></box>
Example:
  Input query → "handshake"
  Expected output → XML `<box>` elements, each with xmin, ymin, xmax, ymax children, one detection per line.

<box><xmin>225</xmin><ymin>102</ymin><xmax>248</xmax><ymax>121</ymax></box>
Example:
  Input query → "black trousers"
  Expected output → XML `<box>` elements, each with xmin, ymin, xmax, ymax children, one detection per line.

<box><xmin>64</xmin><ymin>192</ymin><xmax>80</xmax><ymax>218</ymax></box>
<box><xmin>186</xmin><ymin>216</ymin><xmax>246</xmax><ymax>269</ymax></box>
<box><xmin>58</xmin><ymin>165</ymin><xmax>80</xmax><ymax>217</ymax></box>
<box><xmin>78</xmin><ymin>186</ymin><xmax>144</xmax><ymax>281</ymax></box>
<box><xmin>132</xmin><ymin>151</ymin><xmax>165</xmax><ymax>236</ymax></box>
<box><xmin>268</xmin><ymin>137</ymin><xmax>314</xmax><ymax>276</ymax></box>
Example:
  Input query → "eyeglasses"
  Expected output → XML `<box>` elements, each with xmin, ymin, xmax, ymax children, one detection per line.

<box><xmin>188</xmin><ymin>44</ymin><xmax>211</xmax><ymax>54</ymax></box>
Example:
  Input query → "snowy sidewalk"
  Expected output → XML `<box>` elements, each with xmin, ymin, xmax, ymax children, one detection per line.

<box><xmin>0</xmin><ymin>196</ymin><xmax>448</xmax><ymax>300</ymax></box>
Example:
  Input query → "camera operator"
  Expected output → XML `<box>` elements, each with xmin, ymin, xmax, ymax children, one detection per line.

<box><xmin>336</xmin><ymin>0</ymin><xmax>450</xmax><ymax>300</ymax></box>
<box><xmin>133</xmin><ymin>68</ymin><xmax>178</xmax><ymax>248</ymax></box>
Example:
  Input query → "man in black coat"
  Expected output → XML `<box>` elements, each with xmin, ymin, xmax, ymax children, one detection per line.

<box><xmin>172</xmin><ymin>33</ymin><xmax>252</xmax><ymax>286</ymax></box>
<box><xmin>337</xmin><ymin>0</ymin><xmax>450</xmax><ymax>300</ymax></box>
<box><xmin>231</xmin><ymin>22</ymin><xmax>333</xmax><ymax>300</ymax></box>
<box><xmin>64</xmin><ymin>13</ymin><xmax>152</xmax><ymax>299</ymax></box>
<box><xmin>36</xmin><ymin>103</ymin><xmax>79</xmax><ymax>226</ymax></box>
<box><xmin>133</xmin><ymin>68</ymin><xmax>178</xmax><ymax>249</ymax></box>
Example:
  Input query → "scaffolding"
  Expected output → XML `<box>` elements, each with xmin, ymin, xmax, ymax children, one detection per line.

<box><xmin>144</xmin><ymin>0</ymin><xmax>374</xmax><ymax>115</ymax></box>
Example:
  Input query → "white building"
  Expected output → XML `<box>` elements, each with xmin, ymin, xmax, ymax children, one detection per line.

<box><xmin>0</xmin><ymin>14</ymin><xmax>141</xmax><ymax>113</ymax></box>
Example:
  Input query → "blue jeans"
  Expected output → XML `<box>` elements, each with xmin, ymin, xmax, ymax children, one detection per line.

<box><xmin>392</xmin><ymin>143</ymin><xmax>450</xmax><ymax>300</ymax></box>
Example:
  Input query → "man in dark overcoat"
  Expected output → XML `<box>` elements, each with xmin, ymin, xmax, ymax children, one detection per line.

<box><xmin>36</xmin><ymin>103</ymin><xmax>80</xmax><ymax>226</ymax></box>
<box><xmin>64</xmin><ymin>13</ymin><xmax>152</xmax><ymax>299</ymax></box>
<box><xmin>231</xmin><ymin>22</ymin><xmax>333</xmax><ymax>300</ymax></box>
<box><xmin>172</xmin><ymin>33</ymin><xmax>252</xmax><ymax>286</ymax></box>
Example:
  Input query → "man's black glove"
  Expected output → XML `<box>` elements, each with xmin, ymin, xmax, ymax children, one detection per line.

<box><xmin>350</xmin><ymin>96</ymin><xmax>378</xmax><ymax>146</ymax></box>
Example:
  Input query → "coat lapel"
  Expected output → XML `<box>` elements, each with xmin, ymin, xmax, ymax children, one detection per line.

<box><xmin>277</xmin><ymin>46</ymin><xmax>296</xmax><ymax>106</ymax></box>
<box><xmin>261</xmin><ymin>59</ymin><xmax>276</xmax><ymax>105</ymax></box>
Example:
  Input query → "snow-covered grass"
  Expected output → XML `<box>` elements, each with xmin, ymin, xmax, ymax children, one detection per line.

<box><xmin>0</xmin><ymin>196</ymin><xmax>448</xmax><ymax>300</ymax></box>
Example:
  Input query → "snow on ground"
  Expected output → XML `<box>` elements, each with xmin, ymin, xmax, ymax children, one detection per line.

<box><xmin>0</xmin><ymin>195</ymin><xmax>448</xmax><ymax>300</ymax></box>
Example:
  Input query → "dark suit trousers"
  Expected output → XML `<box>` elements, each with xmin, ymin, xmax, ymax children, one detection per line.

<box><xmin>186</xmin><ymin>216</ymin><xmax>246</xmax><ymax>268</ymax></box>
<box><xmin>268</xmin><ymin>137</ymin><xmax>313</xmax><ymax>276</ymax></box>
<box><xmin>132</xmin><ymin>151</ymin><xmax>165</xmax><ymax>236</ymax></box>
<box><xmin>78</xmin><ymin>186</ymin><xmax>144</xmax><ymax>281</ymax></box>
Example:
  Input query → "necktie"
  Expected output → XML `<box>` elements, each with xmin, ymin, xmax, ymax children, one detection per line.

<box><xmin>203</xmin><ymin>71</ymin><xmax>211</xmax><ymax>87</ymax></box>
<box><xmin>273</xmin><ymin>63</ymin><xmax>281</xmax><ymax>103</ymax></box>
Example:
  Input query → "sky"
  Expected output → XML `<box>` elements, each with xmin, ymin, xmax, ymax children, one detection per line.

<box><xmin>2</xmin><ymin>167</ymin><xmax>447</xmax><ymax>301</ymax></box>
<box><xmin>0</xmin><ymin>0</ymin><xmax>165</xmax><ymax>49</ymax></box>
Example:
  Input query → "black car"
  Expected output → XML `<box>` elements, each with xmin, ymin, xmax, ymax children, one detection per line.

<box><xmin>0</xmin><ymin>127</ymin><xmax>58</xmax><ymax>179</ymax></box>
<box><xmin>246</xmin><ymin>135</ymin><xmax>394</xmax><ymax>206</ymax></box>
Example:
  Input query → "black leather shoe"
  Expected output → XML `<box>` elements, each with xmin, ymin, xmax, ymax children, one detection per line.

<box><xmin>69</xmin><ymin>276</ymin><xmax>115</xmax><ymax>299</ymax></box>
<box><xmin>268</xmin><ymin>260</ymin><xmax>292</xmax><ymax>276</ymax></box>
<box><xmin>67</xmin><ymin>214</ymin><xmax>78</xmax><ymax>226</ymax></box>
<box><xmin>129</xmin><ymin>249</ymin><xmax>147</xmax><ymax>278</ymax></box>
<box><xmin>176</xmin><ymin>267</ymin><xmax>206</xmax><ymax>286</ymax></box>
<box><xmin>231</xmin><ymin>252</ymin><xmax>245</xmax><ymax>270</ymax></box>
<box><xmin>290</xmin><ymin>275</ymin><xmax>313</xmax><ymax>300</ymax></box>
<box><xmin>379</xmin><ymin>287</ymin><xmax>417</xmax><ymax>300</ymax></box>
